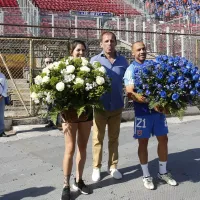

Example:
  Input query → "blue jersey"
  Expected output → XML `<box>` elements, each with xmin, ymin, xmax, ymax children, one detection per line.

<box><xmin>123</xmin><ymin>61</ymin><xmax>157</xmax><ymax>116</ymax></box>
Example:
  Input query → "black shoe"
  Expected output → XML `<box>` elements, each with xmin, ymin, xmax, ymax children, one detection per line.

<box><xmin>45</xmin><ymin>121</ymin><xmax>55</xmax><ymax>128</ymax></box>
<box><xmin>0</xmin><ymin>132</ymin><xmax>9</xmax><ymax>137</ymax></box>
<box><xmin>61</xmin><ymin>186</ymin><xmax>71</xmax><ymax>200</ymax></box>
<box><xmin>72</xmin><ymin>178</ymin><xmax>90</xmax><ymax>195</ymax></box>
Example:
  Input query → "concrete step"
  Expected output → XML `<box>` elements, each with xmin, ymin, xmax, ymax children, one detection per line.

<box><xmin>10</xmin><ymin>88</ymin><xmax>30</xmax><ymax>93</ymax></box>
<box><xmin>7</xmin><ymin>79</ymin><xmax>29</xmax><ymax>84</ymax></box>
<box><xmin>11</xmin><ymin>93</ymin><xmax>30</xmax><ymax>100</ymax></box>
<box><xmin>8</xmin><ymin>82</ymin><xmax>30</xmax><ymax>89</ymax></box>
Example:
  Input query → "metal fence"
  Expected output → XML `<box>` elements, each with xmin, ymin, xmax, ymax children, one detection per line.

<box><xmin>1</xmin><ymin>24</ymin><xmax>200</xmax><ymax>117</ymax></box>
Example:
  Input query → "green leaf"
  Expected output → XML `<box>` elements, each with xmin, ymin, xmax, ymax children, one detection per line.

<box><xmin>49</xmin><ymin>111</ymin><xmax>59</xmax><ymax>125</ymax></box>
<box><xmin>76</xmin><ymin>106</ymin><xmax>86</xmax><ymax>117</ymax></box>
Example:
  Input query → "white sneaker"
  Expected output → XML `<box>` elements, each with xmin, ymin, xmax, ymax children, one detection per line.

<box><xmin>92</xmin><ymin>168</ymin><xmax>101</xmax><ymax>182</ymax></box>
<box><xmin>158</xmin><ymin>172</ymin><xmax>177</xmax><ymax>186</ymax></box>
<box><xmin>143</xmin><ymin>176</ymin><xmax>154</xmax><ymax>190</ymax></box>
<box><xmin>108</xmin><ymin>168</ymin><xmax>122</xmax><ymax>179</ymax></box>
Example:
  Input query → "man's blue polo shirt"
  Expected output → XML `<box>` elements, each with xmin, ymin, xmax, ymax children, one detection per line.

<box><xmin>90</xmin><ymin>51</ymin><xmax>129</xmax><ymax>111</ymax></box>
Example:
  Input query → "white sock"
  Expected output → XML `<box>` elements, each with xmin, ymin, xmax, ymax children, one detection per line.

<box><xmin>159</xmin><ymin>161</ymin><xmax>167</xmax><ymax>174</ymax></box>
<box><xmin>141</xmin><ymin>164</ymin><xmax>150</xmax><ymax>177</ymax></box>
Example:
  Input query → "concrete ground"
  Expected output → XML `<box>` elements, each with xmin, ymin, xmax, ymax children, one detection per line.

<box><xmin>0</xmin><ymin>115</ymin><xmax>200</xmax><ymax>200</ymax></box>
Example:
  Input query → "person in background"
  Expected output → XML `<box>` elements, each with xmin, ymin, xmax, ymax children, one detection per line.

<box><xmin>43</xmin><ymin>58</ymin><xmax>57</xmax><ymax>129</ymax></box>
<box><xmin>90</xmin><ymin>31</ymin><xmax>129</xmax><ymax>182</ymax></box>
<box><xmin>61</xmin><ymin>40</ymin><xmax>92</xmax><ymax>200</ymax></box>
<box><xmin>0</xmin><ymin>71</ymin><xmax>8</xmax><ymax>137</ymax></box>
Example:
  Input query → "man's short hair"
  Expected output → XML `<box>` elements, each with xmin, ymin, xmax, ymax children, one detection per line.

<box><xmin>132</xmin><ymin>41</ymin><xmax>145</xmax><ymax>49</ymax></box>
<box><xmin>100</xmin><ymin>31</ymin><xmax>117</xmax><ymax>42</ymax></box>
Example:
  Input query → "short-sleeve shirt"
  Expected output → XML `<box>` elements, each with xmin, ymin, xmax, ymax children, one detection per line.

<box><xmin>90</xmin><ymin>51</ymin><xmax>129</xmax><ymax>111</ymax></box>
<box><xmin>123</xmin><ymin>61</ymin><xmax>157</xmax><ymax>116</ymax></box>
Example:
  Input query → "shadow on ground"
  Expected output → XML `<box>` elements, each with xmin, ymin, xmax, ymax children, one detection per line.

<box><xmin>81</xmin><ymin>148</ymin><xmax>200</xmax><ymax>196</ymax></box>
<box><xmin>0</xmin><ymin>186</ymin><xmax>55</xmax><ymax>200</ymax></box>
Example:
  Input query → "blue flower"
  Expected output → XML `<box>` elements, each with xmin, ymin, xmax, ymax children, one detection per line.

<box><xmin>156</xmin><ymin>55</ymin><xmax>162</xmax><ymax>62</ymax></box>
<box><xmin>157</xmin><ymin>84</ymin><xmax>162</xmax><ymax>89</ymax></box>
<box><xmin>179</xmin><ymin>83</ymin><xmax>185</xmax><ymax>89</ymax></box>
<box><xmin>193</xmin><ymin>74</ymin><xmax>199</xmax><ymax>81</ymax></box>
<box><xmin>172</xmin><ymin>93</ymin><xmax>179</xmax><ymax>100</ymax></box>
<box><xmin>142</xmin><ymin>67</ymin><xmax>149</xmax><ymax>75</ymax></box>
<box><xmin>166</xmin><ymin>65</ymin><xmax>173</xmax><ymax>72</ymax></box>
<box><xmin>160</xmin><ymin>90</ymin><xmax>167</xmax><ymax>98</ymax></box>
<box><xmin>157</xmin><ymin>72</ymin><xmax>164</xmax><ymax>79</ymax></box>
<box><xmin>177</xmin><ymin>76</ymin><xmax>184</xmax><ymax>81</ymax></box>
<box><xmin>190</xmin><ymin>90</ymin><xmax>197</xmax><ymax>96</ymax></box>
<box><xmin>168</xmin><ymin>76</ymin><xmax>175</xmax><ymax>83</ymax></box>
<box><xmin>186</xmin><ymin>62</ymin><xmax>193</xmax><ymax>69</ymax></box>
<box><xmin>145</xmin><ymin>90</ymin><xmax>151</xmax><ymax>96</ymax></box>
<box><xmin>190</xmin><ymin>68</ymin><xmax>197</xmax><ymax>75</ymax></box>
<box><xmin>181</xmin><ymin>67</ymin><xmax>189</xmax><ymax>74</ymax></box>
<box><xmin>195</xmin><ymin>82</ymin><xmax>200</xmax><ymax>88</ymax></box>
<box><xmin>162</xmin><ymin>55</ymin><xmax>168</xmax><ymax>62</ymax></box>
<box><xmin>168</xmin><ymin>57</ymin><xmax>174</xmax><ymax>65</ymax></box>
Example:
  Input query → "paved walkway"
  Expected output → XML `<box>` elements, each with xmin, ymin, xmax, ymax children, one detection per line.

<box><xmin>0</xmin><ymin>116</ymin><xmax>200</xmax><ymax>200</ymax></box>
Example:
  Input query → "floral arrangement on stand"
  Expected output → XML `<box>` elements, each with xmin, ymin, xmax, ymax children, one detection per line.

<box><xmin>133</xmin><ymin>55</ymin><xmax>200</xmax><ymax>119</ymax></box>
<box><xmin>30</xmin><ymin>57</ymin><xmax>111</xmax><ymax>123</ymax></box>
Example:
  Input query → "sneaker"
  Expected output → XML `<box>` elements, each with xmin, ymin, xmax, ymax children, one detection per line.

<box><xmin>72</xmin><ymin>178</ymin><xmax>90</xmax><ymax>195</ymax></box>
<box><xmin>0</xmin><ymin>132</ymin><xmax>9</xmax><ymax>137</ymax></box>
<box><xmin>61</xmin><ymin>186</ymin><xmax>71</xmax><ymax>200</ymax></box>
<box><xmin>158</xmin><ymin>172</ymin><xmax>177</xmax><ymax>186</ymax></box>
<box><xmin>143</xmin><ymin>176</ymin><xmax>154</xmax><ymax>190</ymax></box>
<box><xmin>45</xmin><ymin>121</ymin><xmax>55</xmax><ymax>128</ymax></box>
<box><xmin>92</xmin><ymin>168</ymin><xmax>101</xmax><ymax>182</ymax></box>
<box><xmin>108</xmin><ymin>168</ymin><xmax>122</xmax><ymax>180</ymax></box>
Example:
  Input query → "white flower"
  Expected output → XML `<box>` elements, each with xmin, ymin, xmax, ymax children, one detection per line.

<box><xmin>42</xmin><ymin>76</ymin><xmax>50</xmax><ymax>83</ymax></box>
<box><xmin>47</xmin><ymin>63</ymin><xmax>54</xmax><ymax>70</ymax></box>
<box><xmin>80</xmin><ymin>66</ymin><xmax>90</xmax><ymax>72</ymax></box>
<box><xmin>30</xmin><ymin>92</ymin><xmax>40</xmax><ymax>104</ymax></box>
<box><xmin>92</xmin><ymin>82</ymin><xmax>97</xmax><ymax>87</ymax></box>
<box><xmin>37</xmin><ymin>92</ymin><xmax>43</xmax><ymax>98</ymax></box>
<box><xmin>34</xmin><ymin>99</ymin><xmax>40</xmax><ymax>104</ymax></box>
<box><xmin>30</xmin><ymin>92</ymin><xmax>38</xmax><ymax>99</ymax></box>
<box><xmin>56</xmin><ymin>82</ymin><xmax>65</xmax><ymax>91</ymax></box>
<box><xmin>74</xmin><ymin>77</ymin><xmax>84</xmax><ymax>85</ymax></box>
<box><xmin>68</xmin><ymin>56</ymin><xmax>73</xmax><ymax>61</ymax></box>
<box><xmin>96</xmin><ymin>76</ymin><xmax>105</xmax><ymax>85</ymax></box>
<box><xmin>42</xmin><ymin>67</ymin><xmax>50</xmax><ymax>75</ymax></box>
<box><xmin>64</xmin><ymin>74</ymin><xmax>75</xmax><ymax>83</ymax></box>
<box><xmin>65</xmin><ymin>60</ymin><xmax>69</xmax><ymax>65</ymax></box>
<box><xmin>34</xmin><ymin>75</ymin><xmax>43</xmax><ymax>85</ymax></box>
<box><xmin>66</xmin><ymin>65</ymin><xmax>75</xmax><ymax>74</ymax></box>
<box><xmin>46</xmin><ymin>92</ymin><xmax>54</xmax><ymax>104</ymax></box>
<box><xmin>98</xmin><ymin>66</ymin><xmax>106</xmax><ymax>74</ymax></box>
<box><xmin>81</xmin><ymin>57</ymin><xmax>89</xmax><ymax>66</ymax></box>
<box><xmin>85</xmin><ymin>83</ymin><xmax>93</xmax><ymax>91</ymax></box>
<box><xmin>53</xmin><ymin>61</ymin><xmax>61</xmax><ymax>69</ymax></box>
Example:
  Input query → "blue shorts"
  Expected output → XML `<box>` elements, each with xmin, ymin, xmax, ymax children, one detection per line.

<box><xmin>134</xmin><ymin>113</ymin><xmax>168</xmax><ymax>139</ymax></box>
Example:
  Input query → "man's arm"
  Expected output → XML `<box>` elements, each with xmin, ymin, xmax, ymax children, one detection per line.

<box><xmin>125</xmin><ymin>85</ymin><xmax>146</xmax><ymax>103</ymax></box>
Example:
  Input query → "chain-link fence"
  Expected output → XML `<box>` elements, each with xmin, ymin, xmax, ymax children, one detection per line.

<box><xmin>1</xmin><ymin>24</ymin><xmax>200</xmax><ymax>117</ymax></box>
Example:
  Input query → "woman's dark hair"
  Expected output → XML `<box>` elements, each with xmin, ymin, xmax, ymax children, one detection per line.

<box><xmin>69</xmin><ymin>40</ymin><xmax>87</xmax><ymax>55</ymax></box>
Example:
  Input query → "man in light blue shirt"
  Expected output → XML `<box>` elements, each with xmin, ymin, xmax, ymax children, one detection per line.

<box><xmin>0</xmin><ymin>72</ymin><xmax>8</xmax><ymax>137</ymax></box>
<box><xmin>90</xmin><ymin>31</ymin><xmax>128</xmax><ymax>182</ymax></box>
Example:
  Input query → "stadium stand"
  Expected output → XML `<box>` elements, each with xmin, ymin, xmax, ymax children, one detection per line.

<box><xmin>145</xmin><ymin>0</ymin><xmax>200</xmax><ymax>23</ymax></box>
<box><xmin>32</xmin><ymin>0</ymin><xmax>141</xmax><ymax>16</ymax></box>
<box><xmin>0</xmin><ymin>0</ymin><xmax>27</xmax><ymax>35</ymax></box>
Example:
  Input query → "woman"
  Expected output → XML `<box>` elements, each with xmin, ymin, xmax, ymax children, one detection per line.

<box><xmin>0</xmin><ymin>71</ymin><xmax>8</xmax><ymax>137</ymax></box>
<box><xmin>61</xmin><ymin>40</ymin><xmax>92</xmax><ymax>200</ymax></box>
